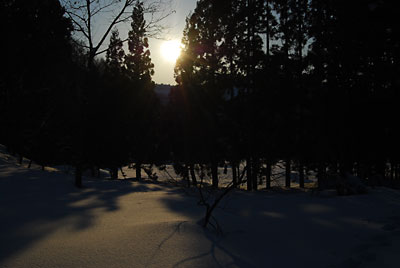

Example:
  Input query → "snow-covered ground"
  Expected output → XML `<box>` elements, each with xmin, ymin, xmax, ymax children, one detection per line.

<box><xmin>1</xmin><ymin>146</ymin><xmax>400</xmax><ymax>268</ymax></box>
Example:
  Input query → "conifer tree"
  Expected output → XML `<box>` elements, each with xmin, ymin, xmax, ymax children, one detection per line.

<box><xmin>125</xmin><ymin>1</ymin><xmax>154</xmax><ymax>83</ymax></box>
<box><xmin>175</xmin><ymin>0</ymin><xmax>230</xmax><ymax>188</ymax></box>
<box><xmin>125</xmin><ymin>1</ymin><xmax>156</xmax><ymax>180</ymax></box>
<box><xmin>0</xmin><ymin>0</ymin><xmax>72</xmax><ymax>164</ymax></box>
<box><xmin>106</xmin><ymin>29</ymin><xmax>125</xmax><ymax>74</ymax></box>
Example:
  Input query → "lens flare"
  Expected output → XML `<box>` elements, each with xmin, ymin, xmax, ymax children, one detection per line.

<box><xmin>160</xmin><ymin>40</ymin><xmax>182</xmax><ymax>63</ymax></box>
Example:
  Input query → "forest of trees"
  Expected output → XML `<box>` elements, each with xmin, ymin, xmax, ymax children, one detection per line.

<box><xmin>171</xmin><ymin>0</ymin><xmax>400</xmax><ymax>191</ymax></box>
<box><xmin>1</xmin><ymin>0</ymin><xmax>399</xmax><ymax>192</ymax></box>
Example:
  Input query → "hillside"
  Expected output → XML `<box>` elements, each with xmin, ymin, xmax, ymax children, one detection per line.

<box><xmin>154</xmin><ymin>84</ymin><xmax>172</xmax><ymax>105</ymax></box>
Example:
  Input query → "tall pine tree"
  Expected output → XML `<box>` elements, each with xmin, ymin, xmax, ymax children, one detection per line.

<box><xmin>125</xmin><ymin>1</ymin><xmax>156</xmax><ymax>180</ymax></box>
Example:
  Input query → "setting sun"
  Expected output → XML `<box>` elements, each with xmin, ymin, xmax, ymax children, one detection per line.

<box><xmin>160</xmin><ymin>40</ymin><xmax>182</xmax><ymax>63</ymax></box>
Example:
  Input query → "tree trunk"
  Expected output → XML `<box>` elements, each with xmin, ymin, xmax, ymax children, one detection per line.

<box><xmin>136</xmin><ymin>161</ymin><xmax>141</xmax><ymax>180</ymax></box>
<box><xmin>252</xmin><ymin>158</ymin><xmax>259</xmax><ymax>191</ymax></box>
<box><xmin>390</xmin><ymin>161</ymin><xmax>395</xmax><ymax>182</ymax></box>
<box><xmin>247</xmin><ymin>158</ymin><xmax>253</xmax><ymax>191</ymax></box>
<box><xmin>111</xmin><ymin>167</ymin><xmax>118</xmax><ymax>180</ymax></box>
<box><xmin>265</xmin><ymin>0</ymin><xmax>270</xmax><ymax>60</ymax></box>
<box><xmin>299</xmin><ymin>162</ymin><xmax>305</xmax><ymax>188</ymax></box>
<box><xmin>237</xmin><ymin>166</ymin><xmax>241</xmax><ymax>183</ymax></box>
<box><xmin>184</xmin><ymin>164</ymin><xmax>190</xmax><ymax>187</ymax></box>
<box><xmin>18</xmin><ymin>155</ymin><xmax>23</xmax><ymax>165</ymax></box>
<box><xmin>232</xmin><ymin>161</ymin><xmax>237</xmax><ymax>186</ymax></box>
<box><xmin>91</xmin><ymin>167</ymin><xmax>100</xmax><ymax>178</ymax></box>
<box><xmin>190</xmin><ymin>164</ymin><xmax>197</xmax><ymax>187</ymax></box>
<box><xmin>375</xmin><ymin>161</ymin><xmax>385</xmax><ymax>186</ymax></box>
<box><xmin>28</xmin><ymin>160</ymin><xmax>32</xmax><ymax>169</ymax></box>
<box><xmin>317</xmin><ymin>163</ymin><xmax>326</xmax><ymax>190</ymax></box>
<box><xmin>75</xmin><ymin>165</ymin><xmax>82</xmax><ymax>188</ymax></box>
<box><xmin>211</xmin><ymin>161</ymin><xmax>218</xmax><ymax>188</ymax></box>
<box><xmin>339</xmin><ymin>161</ymin><xmax>352</xmax><ymax>177</ymax></box>
<box><xmin>285</xmin><ymin>159</ymin><xmax>291</xmax><ymax>188</ymax></box>
<box><xmin>266</xmin><ymin>161</ymin><xmax>272</xmax><ymax>189</ymax></box>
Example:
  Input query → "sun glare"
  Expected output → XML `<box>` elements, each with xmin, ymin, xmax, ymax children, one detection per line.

<box><xmin>160</xmin><ymin>40</ymin><xmax>182</xmax><ymax>63</ymax></box>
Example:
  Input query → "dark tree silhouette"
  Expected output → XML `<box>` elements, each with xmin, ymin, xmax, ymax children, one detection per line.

<box><xmin>125</xmin><ymin>1</ymin><xmax>157</xmax><ymax>180</ymax></box>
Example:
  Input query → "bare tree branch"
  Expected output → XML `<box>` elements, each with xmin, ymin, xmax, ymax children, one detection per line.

<box><xmin>61</xmin><ymin>0</ymin><xmax>173</xmax><ymax>64</ymax></box>
<box><xmin>95</xmin><ymin>37</ymin><xmax>129</xmax><ymax>56</ymax></box>
<box><xmin>93</xmin><ymin>0</ymin><xmax>132</xmax><ymax>54</ymax></box>
<box><xmin>195</xmin><ymin>164</ymin><xmax>248</xmax><ymax>232</ymax></box>
<box><xmin>65</xmin><ymin>11</ymin><xmax>90</xmax><ymax>40</ymax></box>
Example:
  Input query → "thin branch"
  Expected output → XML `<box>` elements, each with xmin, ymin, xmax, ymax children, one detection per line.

<box><xmin>91</xmin><ymin>0</ymin><xmax>121</xmax><ymax>17</ymax></box>
<box><xmin>93</xmin><ymin>0</ymin><xmax>133</xmax><ymax>53</ymax></box>
<box><xmin>71</xmin><ymin>38</ymin><xmax>91</xmax><ymax>49</ymax></box>
<box><xmin>62</xmin><ymin>0</ymin><xmax>174</xmax><ymax>57</ymax></box>
<box><xmin>65</xmin><ymin>11</ymin><xmax>90</xmax><ymax>40</ymax></box>
<box><xmin>95</xmin><ymin>37</ymin><xmax>129</xmax><ymax>56</ymax></box>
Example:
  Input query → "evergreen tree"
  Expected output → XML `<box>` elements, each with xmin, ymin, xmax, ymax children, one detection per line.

<box><xmin>125</xmin><ymin>1</ymin><xmax>154</xmax><ymax>83</ymax></box>
<box><xmin>0</xmin><ymin>0</ymin><xmax>72</xmax><ymax>165</ymax></box>
<box><xmin>175</xmin><ymin>0</ymin><xmax>234</xmax><ymax>188</ymax></box>
<box><xmin>125</xmin><ymin>0</ymin><xmax>156</xmax><ymax>180</ymax></box>
<box><xmin>106</xmin><ymin>29</ymin><xmax>126</xmax><ymax>74</ymax></box>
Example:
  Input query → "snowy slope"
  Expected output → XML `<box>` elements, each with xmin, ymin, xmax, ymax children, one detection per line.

<box><xmin>1</xmin><ymin>147</ymin><xmax>400</xmax><ymax>268</ymax></box>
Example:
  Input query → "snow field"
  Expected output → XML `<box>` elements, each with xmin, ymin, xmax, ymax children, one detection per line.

<box><xmin>1</xmin><ymin>146</ymin><xmax>400</xmax><ymax>267</ymax></box>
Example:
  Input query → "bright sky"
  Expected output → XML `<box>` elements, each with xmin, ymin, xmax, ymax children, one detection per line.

<box><xmin>66</xmin><ymin>0</ymin><xmax>197</xmax><ymax>85</ymax></box>
<box><xmin>148</xmin><ymin>0</ymin><xmax>197</xmax><ymax>85</ymax></box>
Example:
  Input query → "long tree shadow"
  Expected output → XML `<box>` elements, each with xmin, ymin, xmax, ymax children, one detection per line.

<box><xmin>160</xmin><ymin>186</ymin><xmax>400</xmax><ymax>267</ymax></box>
<box><xmin>0</xmin><ymin>158</ymin><xmax>176</xmax><ymax>264</ymax></box>
<box><xmin>171</xmin><ymin>225</ymin><xmax>257</xmax><ymax>268</ymax></box>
